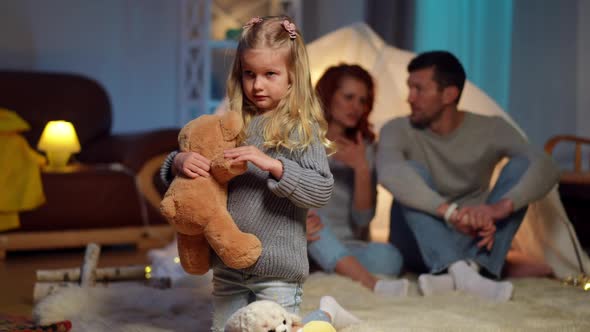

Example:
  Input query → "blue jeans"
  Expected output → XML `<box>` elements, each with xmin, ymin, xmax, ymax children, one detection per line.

<box><xmin>389</xmin><ymin>158</ymin><xmax>529</xmax><ymax>278</ymax></box>
<box><xmin>211</xmin><ymin>267</ymin><xmax>329</xmax><ymax>331</ymax></box>
<box><xmin>308</xmin><ymin>224</ymin><xmax>403</xmax><ymax>276</ymax></box>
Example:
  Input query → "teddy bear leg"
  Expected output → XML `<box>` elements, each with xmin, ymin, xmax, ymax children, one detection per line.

<box><xmin>160</xmin><ymin>194</ymin><xmax>175</xmax><ymax>221</ymax></box>
<box><xmin>177</xmin><ymin>232</ymin><xmax>211</xmax><ymax>275</ymax></box>
<box><xmin>205</xmin><ymin>211</ymin><xmax>262</xmax><ymax>269</ymax></box>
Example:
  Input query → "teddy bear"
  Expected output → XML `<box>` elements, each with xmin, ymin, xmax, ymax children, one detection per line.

<box><xmin>224</xmin><ymin>300</ymin><xmax>337</xmax><ymax>332</ymax></box>
<box><xmin>160</xmin><ymin>110</ymin><xmax>262</xmax><ymax>275</ymax></box>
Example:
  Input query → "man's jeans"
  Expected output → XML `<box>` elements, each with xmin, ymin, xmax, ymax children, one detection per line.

<box><xmin>389</xmin><ymin>158</ymin><xmax>529</xmax><ymax>278</ymax></box>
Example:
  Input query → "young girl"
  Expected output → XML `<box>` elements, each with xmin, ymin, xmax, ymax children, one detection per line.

<box><xmin>161</xmin><ymin>16</ymin><xmax>359</xmax><ymax>331</ymax></box>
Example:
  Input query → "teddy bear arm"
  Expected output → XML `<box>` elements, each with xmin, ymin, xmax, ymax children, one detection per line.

<box><xmin>210</xmin><ymin>159</ymin><xmax>247</xmax><ymax>184</ymax></box>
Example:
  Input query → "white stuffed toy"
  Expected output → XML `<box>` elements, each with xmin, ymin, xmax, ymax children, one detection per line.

<box><xmin>224</xmin><ymin>300</ymin><xmax>336</xmax><ymax>332</ymax></box>
<box><xmin>224</xmin><ymin>300</ymin><xmax>301</xmax><ymax>332</ymax></box>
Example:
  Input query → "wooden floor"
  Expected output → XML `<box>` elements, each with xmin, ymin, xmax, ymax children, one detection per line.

<box><xmin>0</xmin><ymin>245</ymin><xmax>151</xmax><ymax>318</ymax></box>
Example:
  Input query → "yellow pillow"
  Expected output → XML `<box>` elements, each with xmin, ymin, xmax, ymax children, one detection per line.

<box><xmin>0</xmin><ymin>108</ymin><xmax>30</xmax><ymax>133</ymax></box>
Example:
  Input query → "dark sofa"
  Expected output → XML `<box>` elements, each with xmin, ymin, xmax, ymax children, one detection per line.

<box><xmin>0</xmin><ymin>70</ymin><xmax>178</xmax><ymax>257</ymax></box>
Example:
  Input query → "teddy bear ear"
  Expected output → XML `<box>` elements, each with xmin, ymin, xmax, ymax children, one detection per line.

<box><xmin>220</xmin><ymin>110</ymin><xmax>243</xmax><ymax>141</ymax></box>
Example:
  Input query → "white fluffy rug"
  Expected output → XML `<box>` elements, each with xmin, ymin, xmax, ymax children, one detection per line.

<box><xmin>34</xmin><ymin>273</ymin><xmax>590</xmax><ymax>332</ymax></box>
<box><xmin>34</xmin><ymin>275</ymin><xmax>214</xmax><ymax>332</ymax></box>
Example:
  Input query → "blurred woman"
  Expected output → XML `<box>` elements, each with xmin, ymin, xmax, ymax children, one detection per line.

<box><xmin>307</xmin><ymin>64</ymin><xmax>408</xmax><ymax>296</ymax></box>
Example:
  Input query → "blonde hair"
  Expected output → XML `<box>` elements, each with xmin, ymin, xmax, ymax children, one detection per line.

<box><xmin>226</xmin><ymin>16</ymin><xmax>331</xmax><ymax>152</ymax></box>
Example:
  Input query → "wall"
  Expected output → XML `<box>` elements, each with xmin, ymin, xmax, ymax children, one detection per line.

<box><xmin>366</xmin><ymin>0</ymin><xmax>414</xmax><ymax>50</ymax></box>
<box><xmin>0</xmin><ymin>0</ymin><xmax>363</xmax><ymax>133</ymax></box>
<box><xmin>1</xmin><ymin>0</ymin><xmax>586</xmax><ymax>140</ymax></box>
<box><xmin>0</xmin><ymin>0</ymin><xmax>179</xmax><ymax>133</ymax></box>
<box><xmin>578</xmin><ymin>0</ymin><xmax>590</xmax><ymax>137</ymax></box>
<box><xmin>509</xmin><ymin>0</ymin><xmax>579</xmax><ymax>147</ymax></box>
<box><xmin>302</xmin><ymin>0</ymin><xmax>365</xmax><ymax>42</ymax></box>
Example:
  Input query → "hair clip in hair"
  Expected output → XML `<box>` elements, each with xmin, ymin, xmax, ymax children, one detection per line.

<box><xmin>282</xmin><ymin>19</ymin><xmax>297</xmax><ymax>39</ymax></box>
<box><xmin>243</xmin><ymin>16</ymin><xmax>263</xmax><ymax>30</ymax></box>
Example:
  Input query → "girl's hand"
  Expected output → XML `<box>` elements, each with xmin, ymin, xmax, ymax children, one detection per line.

<box><xmin>224</xmin><ymin>146</ymin><xmax>283</xmax><ymax>179</ymax></box>
<box><xmin>173</xmin><ymin>151</ymin><xmax>211</xmax><ymax>178</ymax></box>
<box><xmin>333</xmin><ymin>131</ymin><xmax>369</xmax><ymax>171</ymax></box>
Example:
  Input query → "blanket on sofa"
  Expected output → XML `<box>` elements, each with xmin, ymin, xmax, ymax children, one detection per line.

<box><xmin>0</xmin><ymin>108</ymin><xmax>45</xmax><ymax>231</ymax></box>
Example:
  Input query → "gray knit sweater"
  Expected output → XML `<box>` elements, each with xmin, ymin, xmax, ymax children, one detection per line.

<box><xmin>162</xmin><ymin>115</ymin><xmax>333</xmax><ymax>282</ymax></box>
<box><xmin>377</xmin><ymin>112</ymin><xmax>559</xmax><ymax>216</ymax></box>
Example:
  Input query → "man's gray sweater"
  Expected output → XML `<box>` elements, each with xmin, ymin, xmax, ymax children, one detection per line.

<box><xmin>377</xmin><ymin>112</ymin><xmax>559</xmax><ymax>216</ymax></box>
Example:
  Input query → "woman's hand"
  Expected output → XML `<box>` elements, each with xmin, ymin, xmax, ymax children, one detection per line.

<box><xmin>333</xmin><ymin>131</ymin><xmax>369</xmax><ymax>171</ymax></box>
<box><xmin>306</xmin><ymin>210</ymin><xmax>324</xmax><ymax>242</ymax></box>
<box><xmin>173</xmin><ymin>151</ymin><xmax>211</xmax><ymax>178</ymax></box>
<box><xmin>224</xmin><ymin>146</ymin><xmax>283</xmax><ymax>179</ymax></box>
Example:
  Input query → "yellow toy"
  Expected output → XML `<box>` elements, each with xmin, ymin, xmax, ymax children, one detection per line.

<box><xmin>301</xmin><ymin>320</ymin><xmax>337</xmax><ymax>332</ymax></box>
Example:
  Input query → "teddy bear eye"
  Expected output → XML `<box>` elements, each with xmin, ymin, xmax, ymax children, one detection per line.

<box><xmin>283</xmin><ymin>320</ymin><xmax>286</xmax><ymax>324</ymax></box>
<box><xmin>267</xmin><ymin>330</ymin><xmax>275</xmax><ymax>332</ymax></box>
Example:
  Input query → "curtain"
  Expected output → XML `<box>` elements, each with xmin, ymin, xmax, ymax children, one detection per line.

<box><xmin>413</xmin><ymin>0</ymin><xmax>513</xmax><ymax>112</ymax></box>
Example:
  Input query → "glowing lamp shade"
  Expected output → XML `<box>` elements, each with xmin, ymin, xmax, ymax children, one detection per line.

<box><xmin>37</xmin><ymin>120</ymin><xmax>81</xmax><ymax>169</ymax></box>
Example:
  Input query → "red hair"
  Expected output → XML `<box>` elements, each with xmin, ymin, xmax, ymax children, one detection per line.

<box><xmin>315</xmin><ymin>64</ymin><xmax>376</xmax><ymax>143</ymax></box>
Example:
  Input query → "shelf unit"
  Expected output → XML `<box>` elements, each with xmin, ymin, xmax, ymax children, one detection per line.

<box><xmin>177</xmin><ymin>0</ymin><xmax>302</xmax><ymax>125</ymax></box>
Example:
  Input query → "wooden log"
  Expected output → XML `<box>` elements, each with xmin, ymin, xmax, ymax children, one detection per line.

<box><xmin>33</xmin><ymin>278</ymin><xmax>172</xmax><ymax>303</ymax></box>
<box><xmin>33</xmin><ymin>282</ymin><xmax>75</xmax><ymax>303</ymax></box>
<box><xmin>36</xmin><ymin>265</ymin><xmax>147</xmax><ymax>282</ymax></box>
<box><xmin>80</xmin><ymin>243</ymin><xmax>101</xmax><ymax>287</ymax></box>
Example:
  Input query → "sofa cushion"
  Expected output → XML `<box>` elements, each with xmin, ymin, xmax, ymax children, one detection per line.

<box><xmin>15</xmin><ymin>164</ymin><xmax>167</xmax><ymax>231</ymax></box>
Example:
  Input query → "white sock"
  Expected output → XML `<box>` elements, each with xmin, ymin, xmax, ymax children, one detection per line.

<box><xmin>449</xmin><ymin>260</ymin><xmax>513</xmax><ymax>302</ymax></box>
<box><xmin>467</xmin><ymin>259</ymin><xmax>480</xmax><ymax>272</ymax></box>
<box><xmin>374</xmin><ymin>279</ymin><xmax>409</xmax><ymax>297</ymax></box>
<box><xmin>418</xmin><ymin>273</ymin><xmax>454</xmax><ymax>296</ymax></box>
<box><xmin>319</xmin><ymin>295</ymin><xmax>361</xmax><ymax>330</ymax></box>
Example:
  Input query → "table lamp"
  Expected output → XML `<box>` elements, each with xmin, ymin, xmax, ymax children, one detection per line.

<box><xmin>37</xmin><ymin>120</ymin><xmax>81</xmax><ymax>170</ymax></box>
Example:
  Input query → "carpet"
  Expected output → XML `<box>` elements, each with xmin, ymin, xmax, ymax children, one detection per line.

<box><xmin>34</xmin><ymin>278</ymin><xmax>213</xmax><ymax>332</ymax></box>
<box><xmin>34</xmin><ymin>273</ymin><xmax>590</xmax><ymax>332</ymax></box>
<box><xmin>0</xmin><ymin>313</ymin><xmax>71</xmax><ymax>332</ymax></box>
<box><xmin>301</xmin><ymin>273</ymin><xmax>590</xmax><ymax>331</ymax></box>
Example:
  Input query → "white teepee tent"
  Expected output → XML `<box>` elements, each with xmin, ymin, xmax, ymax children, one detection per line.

<box><xmin>307</xmin><ymin>23</ymin><xmax>590</xmax><ymax>278</ymax></box>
